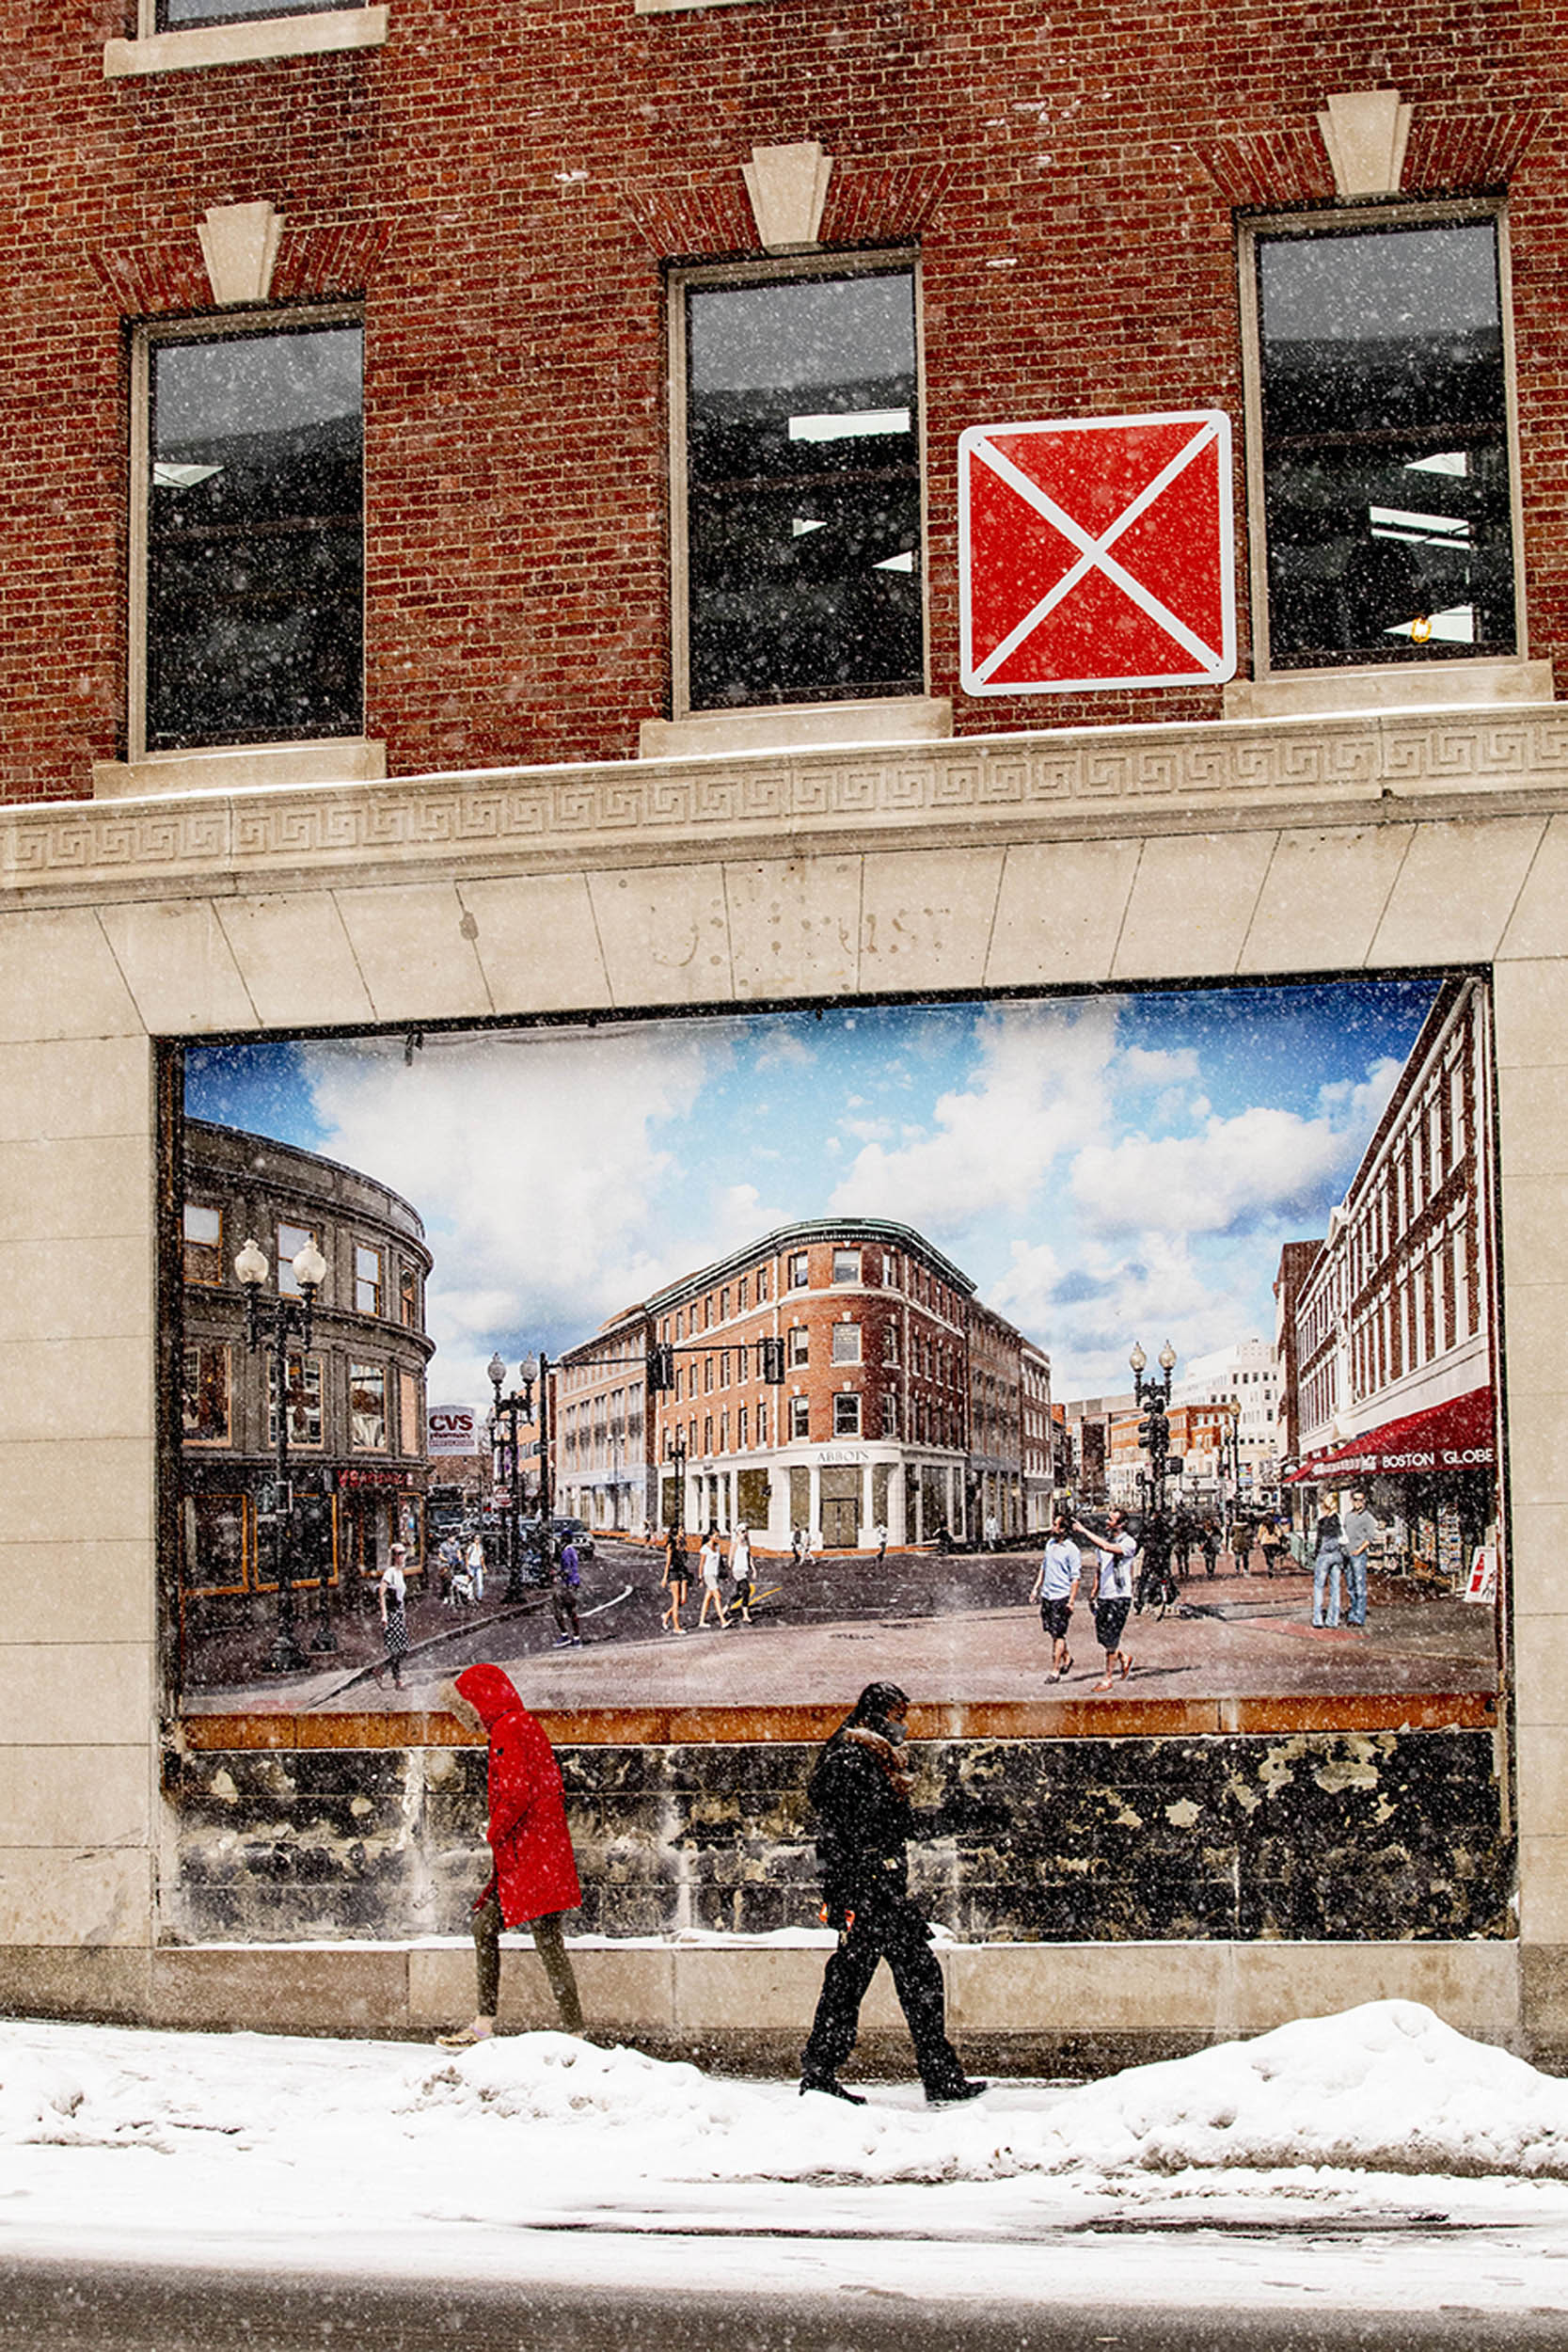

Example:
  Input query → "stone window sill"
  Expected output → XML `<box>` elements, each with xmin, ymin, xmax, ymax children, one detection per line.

<box><xmin>639</xmin><ymin>696</ymin><xmax>952</xmax><ymax>760</ymax></box>
<box><xmin>92</xmin><ymin>739</ymin><xmax>387</xmax><ymax>801</ymax></box>
<box><xmin>104</xmin><ymin>7</ymin><xmax>388</xmax><ymax>77</ymax></box>
<box><xmin>1222</xmin><ymin>658</ymin><xmax>1555</xmax><ymax>723</ymax></box>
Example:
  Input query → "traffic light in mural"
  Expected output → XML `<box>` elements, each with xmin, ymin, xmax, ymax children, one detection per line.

<box><xmin>646</xmin><ymin>1344</ymin><xmax>675</xmax><ymax>1393</ymax></box>
<box><xmin>760</xmin><ymin>1336</ymin><xmax>785</xmax><ymax>1384</ymax></box>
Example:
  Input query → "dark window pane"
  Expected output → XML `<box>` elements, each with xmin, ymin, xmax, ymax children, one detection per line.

<box><xmin>1257</xmin><ymin>222</ymin><xmax>1514</xmax><ymax>668</ymax></box>
<box><xmin>686</xmin><ymin>272</ymin><xmax>921</xmax><ymax>708</ymax></box>
<box><xmin>147</xmin><ymin>325</ymin><xmax>363</xmax><ymax>750</ymax></box>
<box><xmin>158</xmin><ymin>0</ymin><xmax>353</xmax><ymax>25</ymax></box>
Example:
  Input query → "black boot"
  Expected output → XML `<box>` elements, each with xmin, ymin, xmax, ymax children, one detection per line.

<box><xmin>800</xmin><ymin>2071</ymin><xmax>867</xmax><ymax>2105</ymax></box>
<box><xmin>926</xmin><ymin>2076</ymin><xmax>988</xmax><ymax>2106</ymax></box>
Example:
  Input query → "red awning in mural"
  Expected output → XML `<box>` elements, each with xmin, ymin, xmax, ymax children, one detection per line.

<box><xmin>1291</xmin><ymin>1385</ymin><xmax>1496</xmax><ymax>1483</ymax></box>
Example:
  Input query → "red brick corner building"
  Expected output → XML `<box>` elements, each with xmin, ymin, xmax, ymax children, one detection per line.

<box><xmin>555</xmin><ymin>1219</ymin><xmax>1053</xmax><ymax>1549</ymax></box>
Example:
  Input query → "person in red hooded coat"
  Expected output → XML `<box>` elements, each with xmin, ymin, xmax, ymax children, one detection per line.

<box><xmin>436</xmin><ymin>1663</ymin><xmax>584</xmax><ymax>2045</ymax></box>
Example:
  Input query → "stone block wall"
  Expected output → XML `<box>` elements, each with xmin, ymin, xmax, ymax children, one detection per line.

<box><xmin>163</xmin><ymin>1729</ymin><xmax>1513</xmax><ymax>1948</ymax></box>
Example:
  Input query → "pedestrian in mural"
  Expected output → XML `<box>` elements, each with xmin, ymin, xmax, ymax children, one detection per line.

<box><xmin>874</xmin><ymin>1520</ymin><xmax>889</xmax><ymax>1565</ymax></box>
<box><xmin>983</xmin><ymin>1512</ymin><xmax>1000</xmax><ymax>1552</ymax></box>
<box><xmin>550</xmin><ymin>1535</ymin><xmax>582</xmax><ymax>1647</ymax></box>
<box><xmin>696</xmin><ymin>1528</ymin><xmax>730</xmax><ymax>1629</ymax></box>
<box><xmin>375</xmin><ymin>1543</ymin><xmax>409</xmax><ymax>1691</ymax></box>
<box><xmin>466</xmin><ymin>1530</ymin><xmax>486</xmax><ymax>1604</ymax></box>
<box><xmin>1172</xmin><ymin>1507</ymin><xmax>1196</xmax><ymax>1581</ymax></box>
<box><xmin>1133</xmin><ymin>1509</ymin><xmax>1177</xmax><ymax>1613</ymax></box>
<box><xmin>437</xmin><ymin>1534</ymin><xmax>462</xmax><ymax>1603</ymax></box>
<box><xmin>1199</xmin><ymin>1517</ymin><xmax>1221</xmax><ymax>1579</ymax></box>
<box><xmin>1074</xmin><ymin>1508</ymin><xmax>1136</xmax><ymax>1689</ymax></box>
<box><xmin>660</xmin><ymin>1524</ymin><xmax>690</xmax><ymax>1634</ymax></box>
<box><xmin>1259</xmin><ymin>1513</ymin><xmax>1285</xmax><ymax>1578</ymax></box>
<box><xmin>730</xmin><ymin>1523</ymin><xmax>754</xmax><ymax>1623</ymax></box>
<box><xmin>799</xmin><ymin>1681</ymin><xmax>986</xmax><ymax>2108</ymax></box>
<box><xmin>1341</xmin><ymin>1488</ymin><xmax>1379</xmax><ymax>1629</ymax></box>
<box><xmin>791</xmin><ymin>1525</ymin><xmax>807</xmax><ymax>1565</ymax></box>
<box><xmin>1311</xmin><ymin>1503</ymin><xmax>1348</xmax><ymax>1628</ymax></box>
<box><xmin>1028</xmin><ymin>1512</ymin><xmax>1081</xmax><ymax>1681</ymax></box>
<box><xmin>436</xmin><ymin>1664</ymin><xmax>584</xmax><ymax>2046</ymax></box>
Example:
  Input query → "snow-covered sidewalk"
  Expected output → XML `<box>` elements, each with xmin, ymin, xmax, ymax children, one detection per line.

<box><xmin>5</xmin><ymin>2000</ymin><xmax>1568</xmax><ymax>2318</ymax></box>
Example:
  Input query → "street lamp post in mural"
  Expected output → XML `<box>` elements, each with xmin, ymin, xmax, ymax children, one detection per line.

<box><xmin>665</xmin><ymin>1429</ymin><xmax>688</xmax><ymax>1538</ymax></box>
<box><xmin>487</xmin><ymin>1351</ymin><xmax>553</xmax><ymax>1598</ymax></box>
<box><xmin>1130</xmin><ymin>1339</ymin><xmax>1178</xmax><ymax>1515</ymax></box>
<box><xmin>235</xmin><ymin>1231</ymin><xmax>327</xmax><ymax>1674</ymax></box>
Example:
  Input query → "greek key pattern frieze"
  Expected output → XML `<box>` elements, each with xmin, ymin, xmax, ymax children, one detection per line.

<box><xmin>2</xmin><ymin>710</ymin><xmax>1561</xmax><ymax>898</ymax></box>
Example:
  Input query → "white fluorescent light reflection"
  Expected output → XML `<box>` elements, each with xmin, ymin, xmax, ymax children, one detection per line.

<box><xmin>787</xmin><ymin>407</ymin><xmax>911</xmax><ymax>443</ymax></box>
<box><xmin>1405</xmin><ymin>451</ymin><xmax>1469</xmax><ymax>477</ymax></box>
<box><xmin>153</xmin><ymin>462</ymin><xmax>223</xmax><ymax>490</ymax></box>
<box><xmin>1369</xmin><ymin>504</ymin><xmax>1470</xmax><ymax>546</ymax></box>
<box><xmin>873</xmin><ymin>549</ymin><xmax>915</xmax><ymax>572</ymax></box>
<box><xmin>791</xmin><ymin>516</ymin><xmax>828</xmax><ymax>537</ymax></box>
<box><xmin>1386</xmin><ymin>605</ymin><xmax>1476</xmax><ymax>643</ymax></box>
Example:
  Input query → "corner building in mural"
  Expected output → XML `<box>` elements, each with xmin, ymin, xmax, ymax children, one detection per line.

<box><xmin>7</xmin><ymin>0</ymin><xmax>1568</xmax><ymax>2062</ymax></box>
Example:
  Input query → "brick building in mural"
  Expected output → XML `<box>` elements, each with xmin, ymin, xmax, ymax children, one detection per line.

<box><xmin>554</xmin><ymin>1218</ymin><xmax>1051</xmax><ymax>1548</ymax></box>
<box><xmin>1285</xmin><ymin>977</ymin><xmax>1497</xmax><ymax>1584</ymax></box>
<box><xmin>181</xmin><ymin>1120</ymin><xmax>434</xmax><ymax>1665</ymax></box>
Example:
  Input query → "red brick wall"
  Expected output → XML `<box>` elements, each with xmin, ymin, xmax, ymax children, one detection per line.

<box><xmin>5</xmin><ymin>1</ymin><xmax>1562</xmax><ymax>801</ymax></box>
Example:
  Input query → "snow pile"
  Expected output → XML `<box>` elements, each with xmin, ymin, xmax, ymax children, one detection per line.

<box><xmin>405</xmin><ymin>2000</ymin><xmax>1568</xmax><ymax>2185</ymax></box>
<box><xmin>4</xmin><ymin>2000</ymin><xmax>1568</xmax><ymax>2204</ymax></box>
<box><xmin>1047</xmin><ymin>1999</ymin><xmax>1568</xmax><ymax>2178</ymax></box>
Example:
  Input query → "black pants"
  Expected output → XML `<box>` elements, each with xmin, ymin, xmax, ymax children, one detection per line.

<box><xmin>801</xmin><ymin>1897</ymin><xmax>965</xmax><ymax>2093</ymax></box>
<box><xmin>472</xmin><ymin>1893</ymin><xmax>583</xmax><ymax>2031</ymax></box>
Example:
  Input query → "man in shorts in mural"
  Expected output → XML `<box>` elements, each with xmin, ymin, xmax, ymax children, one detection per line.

<box><xmin>1073</xmin><ymin>1507</ymin><xmax>1136</xmax><ymax>1689</ymax></box>
<box><xmin>1029</xmin><ymin>1512</ymin><xmax>1081</xmax><ymax>1681</ymax></box>
<box><xmin>1341</xmin><ymin>1488</ymin><xmax>1379</xmax><ymax>1629</ymax></box>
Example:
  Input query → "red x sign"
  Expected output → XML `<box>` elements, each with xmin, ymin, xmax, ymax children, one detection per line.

<box><xmin>958</xmin><ymin>411</ymin><xmax>1235</xmax><ymax>694</ymax></box>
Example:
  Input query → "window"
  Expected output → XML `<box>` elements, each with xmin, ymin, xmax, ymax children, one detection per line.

<box><xmin>136</xmin><ymin>314</ymin><xmax>363</xmax><ymax>754</ymax></box>
<box><xmin>756</xmin><ymin>1398</ymin><xmax>769</xmax><ymax>1447</ymax></box>
<box><xmin>832</xmin><ymin>1322</ymin><xmax>862</xmax><ymax>1364</ymax></box>
<box><xmin>737</xmin><ymin>1406</ymin><xmax>748</xmax><ymax>1449</ymax></box>
<box><xmin>267</xmin><ymin>1350</ymin><xmax>323</xmax><ymax>1448</ymax></box>
<box><xmin>155</xmin><ymin>0</ymin><xmax>355</xmax><ymax>23</ymax></box>
<box><xmin>721</xmin><ymin>1350</ymin><xmax>732</xmax><ymax>1388</ymax></box>
<box><xmin>757</xmin><ymin>1266</ymin><xmax>769</xmax><ymax>1301</ymax></box>
<box><xmin>182</xmin><ymin>1342</ymin><xmax>230</xmax><ymax>1444</ymax></box>
<box><xmin>355</xmin><ymin>1245</ymin><xmax>383</xmax><ymax>1316</ymax></box>
<box><xmin>183</xmin><ymin>1202</ymin><xmax>223</xmax><ymax>1285</ymax></box>
<box><xmin>789</xmin><ymin>1395</ymin><xmax>811</xmax><ymax>1440</ymax></box>
<box><xmin>832</xmin><ymin>1248</ymin><xmax>861</xmax><ymax>1285</ymax></box>
<box><xmin>183</xmin><ymin>1491</ymin><xmax>249</xmax><ymax>1597</ymax></box>
<box><xmin>673</xmin><ymin>260</ymin><xmax>922</xmax><ymax>712</ymax></box>
<box><xmin>882</xmin><ymin>1395</ymin><xmax>900</xmax><ymax>1438</ymax></box>
<box><xmin>400</xmin><ymin>1369</ymin><xmax>421</xmax><ymax>1457</ymax></box>
<box><xmin>833</xmin><ymin>1392</ymin><xmax>862</xmax><ymax>1437</ymax></box>
<box><xmin>788</xmin><ymin>1326</ymin><xmax>810</xmax><ymax>1367</ymax></box>
<box><xmin>1243</xmin><ymin>209</ymin><xmax>1517</xmax><ymax>673</ymax></box>
<box><xmin>737</xmin><ymin>1278</ymin><xmax>749</xmax><ymax>1311</ymax></box>
<box><xmin>400</xmin><ymin>1264</ymin><xmax>419</xmax><ymax>1327</ymax></box>
<box><xmin>788</xmin><ymin>1251</ymin><xmax>810</xmax><ymax>1289</ymax></box>
<box><xmin>721</xmin><ymin>1287</ymin><xmax>731</xmax><ymax>1320</ymax></box>
<box><xmin>349</xmin><ymin>1362</ymin><xmax>387</xmax><ymax>1450</ymax></box>
<box><xmin>277</xmin><ymin>1223</ymin><xmax>319</xmax><ymax>1297</ymax></box>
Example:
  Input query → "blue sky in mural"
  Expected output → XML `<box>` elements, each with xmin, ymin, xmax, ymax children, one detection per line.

<box><xmin>185</xmin><ymin>978</ymin><xmax>1440</xmax><ymax>1406</ymax></box>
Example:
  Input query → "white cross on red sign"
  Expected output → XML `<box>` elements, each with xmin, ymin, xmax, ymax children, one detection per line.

<box><xmin>958</xmin><ymin>410</ymin><xmax>1236</xmax><ymax>694</ymax></box>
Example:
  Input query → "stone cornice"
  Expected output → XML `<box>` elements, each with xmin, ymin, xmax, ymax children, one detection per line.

<box><xmin>6</xmin><ymin>707</ymin><xmax>1568</xmax><ymax>906</ymax></box>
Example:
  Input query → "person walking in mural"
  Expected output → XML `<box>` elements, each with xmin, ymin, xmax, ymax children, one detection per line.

<box><xmin>660</xmin><ymin>1524</ymin><xmax>690</xmax><ymax>1634</ymax></box>
<box><xmin>1029</xmin><ymin>1513</ymin><xmax>1081</xmax><ymax>1681</ymax></box>
<box><xmin>436</xmin><ymin>1665</ymin><xmax>584</xmax><ymax>2046</ymax></box>
<box><xmin>729</xmin><ymin>1523</ymin><xmax>755</xmax><ymax>1623</ymax></box>
<box><xmin>550</xmin><ymin>1535</ymin><xmax>582</xmax><ymax>1647</ymax></box>
<box><xmin>437</xmin><ymin>1534</ymin><xmax>462</xmax><ymax>1603</ymax></box>
<box><xmin>696</xmin><ymin>1528</ymin><xmax>730</xmax><ymax>1629</ymax></box>
<box><xmin>874</xmin><ymin>1520</ymin><xmax>889</xmax><ymax>1565</ymax></box>
<box><xmin>1312</xmin><ymin>1503</ymin><xmax>1348</xmax><ymax>1628</ymax></box>
<box><xmin>1074</xmin><ymin>1508</ymin><xmax>1136</xmax><ymax>1689</ymax></box>
<box><xmin>466</xmin><ymin>1530</ymin><xmax>486</xmax><ymax>1604</ymax></box>
<box><xmin>799</xmin><ymin>1681</ymin><xmax>986</xmax><ymax>2107</ymax></box>
<box><xmin>1341</xmin><ymin>1488</ymin><xmax>1379</xmax><ymax>1629</ymax></box>
<box><xmin>375</xmin><ymin>1543</ymin><xmax>409</xmax><ymax>1690</ymax></box>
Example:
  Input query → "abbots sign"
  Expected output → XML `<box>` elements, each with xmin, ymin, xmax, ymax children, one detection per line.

<box><xmin>958</xmin><ymin>411</ymin><xmax>1236</xmax><ymax>694</ymax></box>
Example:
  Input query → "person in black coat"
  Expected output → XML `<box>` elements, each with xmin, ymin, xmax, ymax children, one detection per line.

<box><xmin>799</xmin><ymin>1681</ymin><xmax>987</xmax><ymax>2107</ymax></box>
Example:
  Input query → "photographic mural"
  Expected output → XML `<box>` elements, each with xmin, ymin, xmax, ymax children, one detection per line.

<box><xmin>172</xmin><ymin>975</ymin><xmax>1503</xmax><ymax>1718</ymax></box>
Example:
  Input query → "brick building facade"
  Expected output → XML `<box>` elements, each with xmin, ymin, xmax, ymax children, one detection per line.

<box><xmin>555</xmin><ymin>1217</ymin><xmax>1050</xmax><ymax>1549</ymax></box>
<box><xmin>6</xmin><ymin>7</ymin><xmax>1565</xmax><ymax>804</ymax></box>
